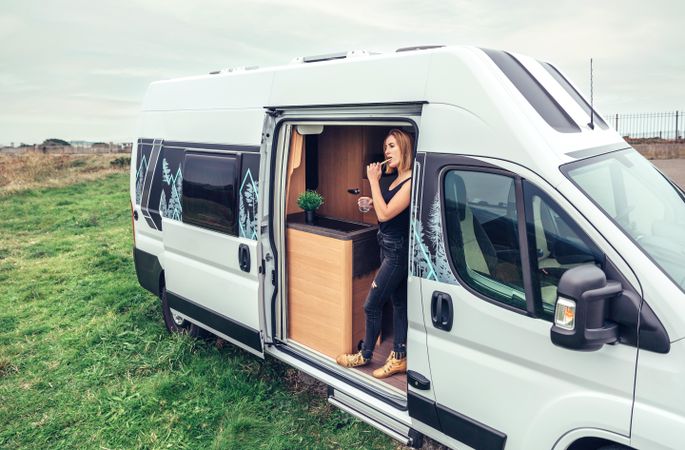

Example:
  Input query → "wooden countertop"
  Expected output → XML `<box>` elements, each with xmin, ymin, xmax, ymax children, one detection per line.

<box><xmin>286</xmin><ymin>212</ymin><xmax>378</xmax><ymax>241</ymax></box>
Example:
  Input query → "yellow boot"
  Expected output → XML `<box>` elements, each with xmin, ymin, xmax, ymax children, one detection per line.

<box><xmin>372</xmin><ymin>352</ymin><xmax>407</xmax><ymax>379</ymax></box>
<box><xmin>336</xmin><ymin>351</ymin><xmax>369</xmax><ymax>368</ymax></box>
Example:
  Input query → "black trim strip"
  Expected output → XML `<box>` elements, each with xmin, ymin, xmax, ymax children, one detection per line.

<box><xmin>136</xmin><ymin>138</ymin><xmax>260</xmax><ymax>153</ymax></box>
<box><xmin>140</xmin><ymin>139</ymin><xmax>162</xmax><ymax>230</ymax></box>
<box><xmin>163</xmin><ymin>141</ymin><xmax>260</xmax><ymax>153</ymax></box>
<box><xmin>265</xmin><ymin>101</ymin><xmax>427</xmax><ymax>111</ymax></box>
<box><xmin>408</xmin><ymin>392</ymin><xmax>507</xmax><ymax>450</ymax></box>
<box><xmin>515</xmin><ymin>176</ymin><xmax>537</xmax><ymax>316</ymax></box>
<box><xmin>275</xmin><ymin>342</ymin><xmax>407</xmax><ymax>411</ymax></box>
<box><xmin>167</xmin><ymin>291</ymin><xmax>263</xmax><ymax>352</ymax></box>
<box><xmin>436</xmin><ymin>403</ymin><xmax>507</xmax><ymax>450</ymax></box>
<box><xmin>407</xmin><ymin>392</ymin><xmax>440</xmax><ymax>429</ymax></box>
<box><xmin>133</xmin><ymin>247</ymin><xmax>162</xmax><ymax>296</ymax></box>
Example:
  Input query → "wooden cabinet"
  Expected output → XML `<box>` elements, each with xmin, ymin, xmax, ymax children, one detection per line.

<box><xmin>286</xmin><ymin>222</ymin><xmax>378</xmax><ymax>359</ymax></box>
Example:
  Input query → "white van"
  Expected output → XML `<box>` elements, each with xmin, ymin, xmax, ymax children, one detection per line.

<box><xmin>130</xmin><ymin>46</ymin><xmax>684</xmax><ymax>450</ymax></box>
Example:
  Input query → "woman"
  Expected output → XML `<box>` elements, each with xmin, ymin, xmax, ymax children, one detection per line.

<box><xmin>336</xmin><ymin>129</ymin><xmax>413</xmax><ymax>379</ymax></box>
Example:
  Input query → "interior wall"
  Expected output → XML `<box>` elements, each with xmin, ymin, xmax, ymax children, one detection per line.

<box><xmin>316</xmin><ymin>126</ymin><xmax>365</xmax><ymax>222</ymax></box>
<box><xmin>285</xmin><ymin>125</ymin><xmax>403</xmax><ymax>223</ymax></box>
<box><xmin>286</xmin><ymin>130</ymin><xmax>306</xmax><ymax>215</ymax></box>
<box><xmin>361</xmin><ymin>127</ymin><xmax>388</xmax><ymax>225</ymax></box>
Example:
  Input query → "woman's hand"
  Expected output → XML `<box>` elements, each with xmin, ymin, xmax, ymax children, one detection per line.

<box><xmin>366</xmin><ymin>162</ymin><xmax>382</xmax><ymax>182</ymax></box>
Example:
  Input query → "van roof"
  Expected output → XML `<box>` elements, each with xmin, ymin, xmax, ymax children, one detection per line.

<box><xmin>141</xmin><ymin>45</ymin><xmax>625</xmax><ymax>169</ymax></box>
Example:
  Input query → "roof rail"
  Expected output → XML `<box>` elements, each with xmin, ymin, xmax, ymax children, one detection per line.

<box><xmin>290</xmin><ymin>49</ymin><xmax>376</xmax><ymax>64</ymax></box>
<box><xmin>396</xmin><ymin>45</ymin><xmax>444</xmax><ymax>52</ymax></box>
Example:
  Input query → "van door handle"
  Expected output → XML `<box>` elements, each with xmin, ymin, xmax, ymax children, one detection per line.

<box><xmin>431</xmin><ymin>291</ymin><xmax>453</xmax><ymax>331</ymax></box>
<box><xmin>239</xmin><ymin>244</ymin><xmax>251</xmax><ymax>272</ymax></box>
<box><xmin>407</xmin><ymin>370</ymin><xmax>431</xmax><ymax>390</ymax></box>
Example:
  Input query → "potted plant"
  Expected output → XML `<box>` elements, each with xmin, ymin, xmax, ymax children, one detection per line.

<box><xmin>296</xmin><ymin>190</ymin><xmax>324</xmax><ymax>224</ymax></box>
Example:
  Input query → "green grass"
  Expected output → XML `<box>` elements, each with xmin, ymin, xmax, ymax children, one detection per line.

<box><xmin>0</xmin><ymin>173</ymin><xmax>396</xmax><ymax>449</ymax></box>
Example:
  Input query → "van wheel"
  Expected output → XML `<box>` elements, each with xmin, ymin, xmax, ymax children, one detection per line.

<box><xmin>160</xmin><ymin>286</ymin><xmax>210</xmax><ymax>339</ymax></box>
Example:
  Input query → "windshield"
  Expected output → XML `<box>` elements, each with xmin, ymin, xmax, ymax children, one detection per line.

<box><xmin>564</xmin><ymin>148</ymin><xmax>685</xmax><ymax>291</ymax></box>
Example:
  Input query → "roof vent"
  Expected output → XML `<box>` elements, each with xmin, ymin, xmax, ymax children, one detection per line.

<box><xmin>290</xmin><ymin>50</ymin><xmax>376</xmax><ymax>64</ymax></box>
<box><xmin>396</xmin><ymin>45</ymin><xmax>445</xmax><ymax>52</ymax></box>
<box><xmin>209</xmin><ymin>66</ymin><xmax>259</xmax><ymax>75</ymax></box>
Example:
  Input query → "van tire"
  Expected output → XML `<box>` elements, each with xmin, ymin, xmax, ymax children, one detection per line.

<box><xmin>160</xmin><ymin>286</ymin><xmax>210</xmax><ymax>339</ymax></box>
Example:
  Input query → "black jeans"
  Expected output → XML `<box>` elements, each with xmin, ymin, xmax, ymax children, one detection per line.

<box><xmin>361</xmin><ymin>231</ymin><xmax>408</xmax><ymax>359</ymax></box>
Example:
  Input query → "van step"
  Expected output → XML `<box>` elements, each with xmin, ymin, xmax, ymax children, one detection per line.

<box><xmin>328</xmin><ymin>388</ymin><xmax>422</xmax><ymax>448</ymax></box>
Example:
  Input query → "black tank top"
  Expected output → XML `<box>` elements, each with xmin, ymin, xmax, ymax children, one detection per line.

<box><xmin>379</xmin><ymin>176</ymin><xmax>412</xmax><ymax>236</ymax></box>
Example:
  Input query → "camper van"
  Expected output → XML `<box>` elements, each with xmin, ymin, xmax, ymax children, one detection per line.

<box><xmin>130</xmin><ymin>46</ymin><xmax>685</xmax><ymax>450</ymax></box>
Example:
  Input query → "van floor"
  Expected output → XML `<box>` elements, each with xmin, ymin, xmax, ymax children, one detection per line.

<box><xmin>353</xmin><ymin>338</ymin><xmax>407</xmax><ymax>392</ymax></box>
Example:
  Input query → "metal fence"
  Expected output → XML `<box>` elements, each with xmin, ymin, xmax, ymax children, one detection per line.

<box><xmin>605</xmin><ymin>111</ymin><xmax>683</xmax><ymax>141</ymax></box>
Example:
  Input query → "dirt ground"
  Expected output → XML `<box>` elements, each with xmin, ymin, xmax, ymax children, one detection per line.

<box><xmin>652</xmin><ymin>159</ymin><xmax>685</xmax><ymax>189</ymax></box>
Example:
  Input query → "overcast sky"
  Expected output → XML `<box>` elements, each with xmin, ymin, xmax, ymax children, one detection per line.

<box><xmin>1</xmin><ymin>0</ymin><xmax>683</xmax><ymax>145</ymax></box>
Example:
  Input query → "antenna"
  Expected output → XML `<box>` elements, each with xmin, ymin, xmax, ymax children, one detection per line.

<box><xmin>588</xmin><ymin>57</ymin><xmax>595</xmax><ymax>130</ymax></box>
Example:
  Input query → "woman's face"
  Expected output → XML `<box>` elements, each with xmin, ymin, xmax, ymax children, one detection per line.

<box><xmin>384</xmin><ymin>135</ymin><xmax>402</xmax><ymax>169</ymax></box>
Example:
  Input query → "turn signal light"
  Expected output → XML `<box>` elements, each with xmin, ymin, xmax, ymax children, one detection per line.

<box><xmin>554</xmin><ymin>297</ymin><xmax>576</xmax><ymax>331</ymax></box>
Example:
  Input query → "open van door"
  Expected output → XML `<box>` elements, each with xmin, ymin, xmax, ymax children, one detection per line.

<box><xmin>160</xmin><ymin>130</ymin><xmax>268</xmax><ymax>357</ymax></box>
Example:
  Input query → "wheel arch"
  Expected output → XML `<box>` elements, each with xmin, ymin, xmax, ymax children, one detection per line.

<box><xmin>553</xmin><ymin>429</ymin><xmax>633</xmax><ymax>450</ymax></box>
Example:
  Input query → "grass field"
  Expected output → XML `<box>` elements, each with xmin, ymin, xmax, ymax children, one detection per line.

<box><xmin>0</xmin><ymin>172</ymin><xmax>396</xmax><ymax>449</ymax></box>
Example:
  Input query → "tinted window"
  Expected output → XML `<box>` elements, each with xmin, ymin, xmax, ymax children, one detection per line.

<box><xmin>182</xmin><ymin>152</ymin><xmax>238</xmax><ymax>235</ymax></box>
<box><xmin>444</xmin><ymin>170</ymin><xmax>526</xmax><ymax>310</ymax></box>
<box><xmin>540</xmin><ymin>62</ymin><xmax>608</xmax><ymax>129</ymax></box>
<box><xmin>482</xmin><ymin>48</ymin><xmax>581</xmax><ymax>133</ymax></box>
<box><xmin>523</xmin><ymin>182</ymin><xmax>603</xmax><ymax>319</ymax></box>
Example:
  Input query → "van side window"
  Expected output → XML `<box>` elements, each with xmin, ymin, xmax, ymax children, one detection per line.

<box><xmin>522</xmin><ymin>182</ymin><xmax>603</xmax><ymax>319</ymax></box>
<box><xmin>182</xmin><ymin>152</ymin><xmax>238</xmax><ymax>235</ymax></box>
<box><xmin>444</xmin><ymin>170</ymin><xmax>526</xmax><ymax>310</ymax></box>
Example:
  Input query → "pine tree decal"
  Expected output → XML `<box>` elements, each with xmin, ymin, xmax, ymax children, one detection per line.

<box><xmin>158</xmin><ymin>158</ymin><xmax>183</xmax><ymax>221</ymax></box>
<box><xmin>162</xmin><ymin>158</ymin><xmax>171</xmax><ymax>185</ymax></box>
<box><xmin>135</xmin><ymin>155</ymin><xmax>148</xmax><ymax>205</ymax></box>
<box><xmin>167</xmin><ymin>167</ymin><xmax>183</xmax><ymax>221</ymax></box>
<box><xmin>428</xmin><ymin>196</ymin><xmax>458</xmax><ymax>284</ymax></box>
<box><xmin>239</xmin><ymin>169</ymin><xmax>259</xmax><ymax>240</ymax></box>
<box><xmin>411</xmin><ymin>201</ymin><xmax>437</xmax><ymax>280</ymax></box>
<box><xmin>159</xmin><ymin>190</ymin><xmax>168</xmax><ymax>218</ymax></box>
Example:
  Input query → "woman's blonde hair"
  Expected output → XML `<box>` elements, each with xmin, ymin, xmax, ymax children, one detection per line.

<box><xmin>384</xmin><ymin>129</ymin><xmax>414</xmax><ymax>174</ymax></box>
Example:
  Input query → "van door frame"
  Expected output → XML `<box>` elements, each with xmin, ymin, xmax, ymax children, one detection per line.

<box><xmin>262</xmin><ymin>104</ymin><xmax>424</xmax><ymax>409</ymax></box>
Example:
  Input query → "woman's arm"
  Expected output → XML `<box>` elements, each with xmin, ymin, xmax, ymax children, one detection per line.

<box><xmin>367</xmin><ymin>163</ymin><xmax>411</xmax><ymax>222</ymax></box>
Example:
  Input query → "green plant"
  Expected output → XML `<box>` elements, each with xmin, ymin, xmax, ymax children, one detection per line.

<box><xmin>296</xmin><ymin>190</ymin><xmax>324</xmax><ymax>211</ymax></box>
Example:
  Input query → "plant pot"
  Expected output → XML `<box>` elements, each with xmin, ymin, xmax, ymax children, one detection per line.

<box><xmin>305</xmin><ymin>210</ymin><xmax>315</xmax><ymax>224</ymax></box>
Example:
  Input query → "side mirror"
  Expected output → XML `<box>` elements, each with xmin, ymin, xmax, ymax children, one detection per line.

<box><xmin>551</xmin><ymin>264</ymin><xmax>620</xmax><ymax>351</ymax></box>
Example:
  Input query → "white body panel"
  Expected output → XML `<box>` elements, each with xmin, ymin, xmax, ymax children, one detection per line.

<box><xmin>632</xmin><ymin>338</ymin><xmax>685</xmax><ymax>449</ymax></box>
<box><xmin>162</xmin><ymin>219</ymin><xmax>260</xmax><ymax>330</ymax></box>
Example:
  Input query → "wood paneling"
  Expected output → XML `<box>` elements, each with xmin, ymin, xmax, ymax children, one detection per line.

<box><xmin>286</xmin><ymin>131</ymin><xmax>306</xmax><ymax>215</ymax></box>
<box><xmin>316</xmin><ymin>127</ymin><xmax>364</xmax><ymax>222</ymax></box>
<box><xmin>287</xmin><ymin>228</ymin><xmax>377</xmax><ymax>359</ymax></box>
<box><xmin>287</xmin><ymin>228</ymin><xmax>353</xmax><ymax>357</ymax></box>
